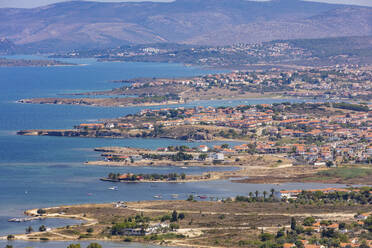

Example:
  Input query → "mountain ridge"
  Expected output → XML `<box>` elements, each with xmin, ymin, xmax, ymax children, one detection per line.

<box><xmin>0</xmin><ymin>0</ymin><xmax>371</xmax><ymax>51</ymax></box>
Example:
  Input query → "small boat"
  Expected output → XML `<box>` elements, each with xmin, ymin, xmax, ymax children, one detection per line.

<box><xmin>87</xmin><ymin>193</ymin><xmax>93</xmax><ymax>196</ymax></box>
<box><xmin>171</xmin><ymin>194</ymin><xmax>179</xmax><ymax>199</ymax></box>
<box><xmin>198</xmin><ymin>195</ymin><xmax>207</xmax><ymax>199</ymax></box>
<box><xmin>181</xmin><ymin>167</ymin><xmax>188</xmax><ymax>169</ymax></box>
<box><xmin>108</xmin><ymin>186</ymin><xmax>118</xmax><ymax>191</ymax></box>
<box><xmin>153</xmin><ymin>195</ymin><xmax>162</xmax><ymax>199</ymax></box>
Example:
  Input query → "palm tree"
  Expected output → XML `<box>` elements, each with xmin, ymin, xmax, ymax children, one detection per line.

<box><xmin>248</xmin><ymin>192</ymin><xmax>253</xmax><ymax>199</ymax></box>
<box><xmin>270</xmin><ymin>188</ymin><xmax>275</xmax><ymax>198</ymax></box>
<box><xmin>26</xmin><ymin>226</ymin><xmax>33</xmax><ymax>234</ymax></box>
<box><xmin>255</xmin><ymin>190</ymin><xmax>259</xmax><ymax>199</ymax></box>
<box><xmin>263</xmin><ymin>191</ymin><xmax>267</xmax><ymax>199</ymax></box>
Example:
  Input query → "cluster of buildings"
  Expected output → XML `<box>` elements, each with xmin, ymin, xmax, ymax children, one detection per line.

<box><xmin>119</xmin><ymin>223</ymin><xmax>170</xmax><ymax>236</ymax></box>
<box><xmin>122</xmin><ymin>66</ymin><xmax>371</xmax><ymax>102</ymax></box>
<box><xmin>78</xmin><ymin>101</ymin><xmax>371</xmax><ymax>166</ymax></box>
<box><xmin>143</xmin><ymin>103</ymin><xmax>371</xmax><ymax>165</ymax></box>
<box><xmin>283</xmin><ymin>67</ymin><xmax>372</xmax><ymax>101</ymax></box>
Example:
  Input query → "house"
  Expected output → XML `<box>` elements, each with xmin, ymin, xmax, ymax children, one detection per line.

<box><xmin>130</xmin><ymin>155</ymin><xmax>143</xmax><ymax>162</ymax></box>
<box><xmin>279</xmin><ymin>190</ymin><xmax>301</xmax><ymax>199</ymax></box>
<box><xmin>198</xmin><ymin>145</ymin><xmax>209</xmax><ymax>152</ymax></box>
<box><xmin>304</xmin><ymin>245</ymin><xmax>324</xmax><ymax>248</ymax></box>
<box><xmin>120</xmin><ymin>223</ymin><xmax>170</xmax><ymax>236</ymax></box>
<box><xmin>313</xmin><ymin>162</ymin><xmax>326</xmax><ymax>167</ymax></box>
<box><xmin>121</xmin><ymin>228</ymin><xmax>145</xmax><ymax>236</ymax></box>
<box><xmin>212</xmin><ymin>153</ymin><xmax>224</xmax><ymax>161</ymax></box>
<box><xmin>355</xmin><ymin>213</ymin><xmax>370</xmax><ymax>220</ymax></box>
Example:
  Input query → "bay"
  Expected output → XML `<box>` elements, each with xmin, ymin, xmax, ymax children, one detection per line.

<box><xmin>0</xmin><ymin>58</ymin><xmax>346</xmax><ymax>243</ymax></box>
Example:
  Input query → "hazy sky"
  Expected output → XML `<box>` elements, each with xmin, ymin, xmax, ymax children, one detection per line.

<box><xmin>0</xmin><ymin>0</ymin><xmax>371</xmax><ymax>8</ymax></box>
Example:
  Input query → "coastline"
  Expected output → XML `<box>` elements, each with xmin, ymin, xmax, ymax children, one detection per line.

<box><xmin>4</xmin><ymin>196</ymin><xmax>371</xmax><ymax>248</ymax></box>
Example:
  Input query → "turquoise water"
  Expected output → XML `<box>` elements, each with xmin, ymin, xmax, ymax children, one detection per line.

<box><xmin>0</xmin><ymin>58</ymin><xmax>347</xmax><ymax>245</ymax></box>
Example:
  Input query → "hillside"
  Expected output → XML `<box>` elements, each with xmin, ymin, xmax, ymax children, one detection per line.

<box><xmin>0</xmin><ymin>0</ymin><xmax>371</xmax><ymax>51</ymax></box>
<box><xmin>0</xmin><ymin>38</ymin><xmax>16</xmax><ymax>54</ymax></box>
<box><xmin>55</xmin><ymin>36</ymin><xmax>372</xmax><ymax>68</ymax></box>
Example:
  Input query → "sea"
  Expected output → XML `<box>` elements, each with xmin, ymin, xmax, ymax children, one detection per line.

<box><xmin>0</xmin><ymin>56</ymin><xmax>350</xmax><ymax>247</ymax></box>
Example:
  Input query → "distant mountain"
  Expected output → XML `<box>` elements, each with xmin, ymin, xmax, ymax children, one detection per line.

<box><xmin>0</xmin><ymin>38</ymin><xmax>16</xmax><ymax>54</ymax></box>
<box><xmin>0</xmin><ymin>0</ymin><xmax>371</xmax><ymax>51</ymax></box>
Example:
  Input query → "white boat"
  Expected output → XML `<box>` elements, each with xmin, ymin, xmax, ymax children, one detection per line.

<box><xmin>153</xmin><ymin>195</ymin><xmax>162</xmax><ymax>198</ymax></box>
<box><xmin>171</xmin><ymin>194</ymin><xmax>179</xmax><ymax>199</ymax></box>
<box><xmin>108</xmin><ymin>186</ymin><xmax>118</xmax><ymax>191</ymax></box>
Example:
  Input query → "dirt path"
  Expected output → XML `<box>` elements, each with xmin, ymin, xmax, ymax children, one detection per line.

<box><xmin>127</xmin><ymin>206</ymin><xmax>355</xmax><ymax>221</ymax></box>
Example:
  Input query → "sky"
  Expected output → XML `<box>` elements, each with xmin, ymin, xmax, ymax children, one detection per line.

<box><xmin>0</xmin><ymin>0</ymin><xmax>371</xmax><ymax>8</ymax></box>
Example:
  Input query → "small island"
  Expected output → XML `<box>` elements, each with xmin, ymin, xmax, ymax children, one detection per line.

<box><xmin>100</xmin><ymin>172</ymin><xmax>213</xmax><ymax>183</ymax></box>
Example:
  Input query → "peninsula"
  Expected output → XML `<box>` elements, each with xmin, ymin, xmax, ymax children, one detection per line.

<box><xmin>0</xmin><ymin>57</ymin><xmax>75</xmax><ymax>67</ymax></box>
<box><xmin>5</xmin><ymin>187</ymin><xmax>372</xmax><ymax>248</ymax></box>
<box><xmin>18</xmin><ymin>65</ymin><xmax>372</xmax><ymax>108</ymax></box>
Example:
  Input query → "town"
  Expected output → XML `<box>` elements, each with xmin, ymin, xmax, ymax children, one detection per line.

<box><xmin>18</xmin><ymin>65</ymin><xmax>372</xmax><ymax>109</ymax></box>
<box><xmin>70</xmin><ymin>101</ymin><xmax>372</xmax><ymax>167</ymax></box>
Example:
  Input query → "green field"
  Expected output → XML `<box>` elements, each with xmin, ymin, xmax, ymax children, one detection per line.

<box><xmin>317</xmin><ymin>167</ymin><xmax>372</xmax><ymax>180</ymax></box>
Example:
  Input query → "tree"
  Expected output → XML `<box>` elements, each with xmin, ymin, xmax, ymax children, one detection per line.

<box><xmin>291</xmin><ymin>217</ymin><xmax>297</xmax><ymax>230</ymax></box>
<box><xmin>359</xmin><ymin>240</ymin><xmax>369</xmax><ymax>248</ymax></box>
<box><xmin>263</xmin><ymin>191</ymin><xmax>267</xmax><ymax>200</ymax></box>
<box><xmin>5</xmin><ymin>246</ymin><xmax>13</xmax><ymax>248</ymax></box>
<box><xmin>326</xmin><ymin>161</ymin><xmax>334</xmax><ymax>168</ymax></box>
<box><xmin>169</xmin><ymin>223</ymin><xmax>179</xmax><ymax>231</ymax></box>
<box><xmin>26</xmin><ymin>226</ymin><xmax>33</xmax><ymax>234</ymax></box>
<box><xmin>303</xmin><ymin>217</ymin><xmax>316</xmax><ymax>226</ymax></box>
<box><xmin>6</xmin><ymin>235</ymin><xmax>14</xmax><ymax>240</ymax></box>
<box><xmin>276</xmin><ymin>229</ymin><xmax>285</xmax><ymax>238</ymax></box>
<box><xmin>248</xmin><ymin>192</ymin><xmax>253</xmax><ymax>199</ymax></box>
<box><xmin>255</xmin><ymin>190</ymin><xmax>259</xmax><ymax>199</ymax></box>
<box><xmin>221</xmin><ymin>144</ymin><xmax>229</xmax><ymax>149</ymax></box>
<box><xmin>295</xmin><ymin>240</ymin><xmax>304</xmax><ymax>248</ymax></box>
<box><xmin>171</xmin><ymin>210</ymin><xmax>178</xmax><ymax>222</ymax></box>
<box><xmin>86</xmin><ymin>243</ymin><xmax>102</xmax><ymax>248</ymax></box>
<box><xmin>37</xmin><ymin>208</ymin><xmax>46</xmax><ymax>215</ymax></box>
<box><xmin>259</xmin><ymin>232</ymin><xmax>274</xmax><ymax>241</ymax></box>
<box><xmin>187</xmin><ymin>195</ymin><xmax>194</xmax><ymax>201</ymax></box>
<box><xmin>39</xmin><ymin>225</ymin><xmax>47</xmax><ymax>232</ymax></box>
<box><xmin>270</xmin><ymin>188</ymin><xmax>275</xmax><ymax>198</ymax></box>
<box><xmin>363</xmin><ymin>215</ymin><xmax>372</xmax><ymax>232</ymax></box>
<box><xmin>198</xmin><ymin>153</ymin><xmax>207</xmax><ymax>161</ymax></box>
<box><xmin>86</xmin><ymin>227</ymin><xmax>94</xmax><ymax>233</ymax></box>
<box><xmin>178</xmin><ymin>213</ymin><xmax>185</xmax><ymax>220</ymax></box>
<box><xmin>67</xmin><ymin>244</ymin><xmax>81</xmax><ymax>248</ymax></box>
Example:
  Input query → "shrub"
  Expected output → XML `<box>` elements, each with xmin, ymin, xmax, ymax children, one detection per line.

<box><xmin>7</xmin><ymin>234</ymin><xmax>15</xmax><ymax>240</ymax></box>
<box><xmin>37</xmin><ymin>209</ymin><xmax>46</xmax><ymax>215</ymax></box>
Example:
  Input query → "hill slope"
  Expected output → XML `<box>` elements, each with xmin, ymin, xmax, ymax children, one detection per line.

<box><xmin>0</xmin><ymin>0</ymin><xmax>371</xmax><ymax>50</ymax></box>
